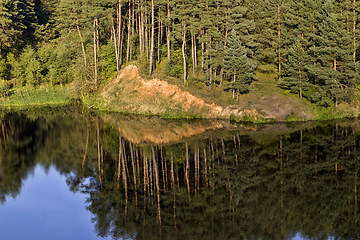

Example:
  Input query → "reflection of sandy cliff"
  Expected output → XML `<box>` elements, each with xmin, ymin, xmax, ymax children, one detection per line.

<box><xmin>99</xmin><ymin>113</ymin><xmax>237</xmax><ymax>145</ymax></box>
<box><xmin>98</xmin><ymin>113</ymin><xmax>326</xmax><ymax>145</ymax></box>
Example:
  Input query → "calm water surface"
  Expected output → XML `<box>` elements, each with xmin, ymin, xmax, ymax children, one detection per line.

<box><xmin>0</xmin><ymin>109</ymin><xmax>358</xmax><ymax>239</ymax></box>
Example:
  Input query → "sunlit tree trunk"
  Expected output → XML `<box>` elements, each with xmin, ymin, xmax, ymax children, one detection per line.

<box><xmin>278</xmin><ymin>4</ymin><xmax>281</xmax><ymax>81</ymax></box>
<box><xmin>149</xmin><ymin>0</ymin><xmax>155</xmax><ymax>75</ymax></box>
<box><xmin>182</xmin><ymin>25</ymin><xmax>187</xmax><ymax>85</ymax></box>
<box><xmin>167</xmin><ymin>0</ymin><xmax>171</xmax><ymax>61</ymax></box>
<box><xmin>111</xmin><ymin>17</ymin><xmax>120</xmax><ymax>72</ymax></box>
<box><xmin>191</xmin><ymin>31</ymin><xmax>196</xmax><ymax>77</ymax></box>
<box><xmin>126</xmin><ymin>2</ymin><xmax>131</xmax><ymax>63</ymax></box>
<box><xmin>93</xmin><ymin>18</ymin><xmax>98</xmax><ymax>89</ymax></box>
<box><xmin>76</xmin><ymin>22</ymin><xmax>87</xmax><ymax>67</ymax></box>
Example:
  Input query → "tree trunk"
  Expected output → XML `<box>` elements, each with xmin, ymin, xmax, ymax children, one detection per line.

<box><xmin>233</xmin><ymin>69</ymin><xmax>236</xmax><ymax>99</ymax></box>
<box><xmin>208</xmin><ymin>40</ymin><xmax>212</xmax><ymax>89</ymax></box>
<box><xmin>191</xmin><ymin>31</ymin><xmax>196</xmax><ymax>77</ymax></box>
<box><xmin>299</xmin><ymin>67</ymin><xmax>302</xmax><ymax>99</ymax></box>
<box><xmin>201</xmin><ymin>29</ymin><xmax>205</xmax><ymax>72</ymax></box>
<box><xmin>93</xmin><ymin>18</ymin><xmax>98</xmax><ymax>89</ymax></box>
<box><xmin>354</xmin><ymin>0</ymin><xmax>357</xmax><ymax>62</ymax></box>
<box><xmin>112</xmin><ymin>17</ymin><xmax>120</xmax><ymax>72</ymax></box>
<box><xmin>118</xmin><ymin>1</ymin><xmax>123</xmax><ymax>70</ymax></box>
<box><xmin>139</xmin><ymin>4</ymin><xmax>143</xmax><ymax>58</ymax></box>
<box><xmin>126</xmin><ymin>4</ymin><xmax>131</xmax><ymax>63</ymax></box>
<box><xmin>158</xmin><ymin>20</ymin><xmax>162</xmax><ymax>64</ymax></box>
<box><xmin>149</xmin><ymin>0</ymin><xmax>155</xmax><ymax>75</ymax></box>
<box><xmin>334</xmin><ymin>59</ymin><xmax>338</xmax><ymax>107</ymax></box>
<box><xmin>167</xmin><ymin>0</ymin><xmax>171</xmax><ymax>61</ymax></box>
<box><xmin>145</xmin><ymin>13</ymin><xmax>149</xmax><ymax>61</ymax></box>
<box><xmin>278</xmin><ymin>4</ymin><xmax>281</xmax><ymax>81</ymax></box>
<box><xmin>182</xmin><ymin>25</ymin><xmax>187</xmax><ymax>84</ymax></box>
<box><xmin>130</xmin><ymin>0</ymin><xmax>135</xmax><ymax>61</ymax></box>
<box><xmin>96</xmin><ymin>18</ymin><xmax>100</xmax><ymax>52</ymax></box>
<box><xmin>76</xmin><ymin>22</ymin><xmax>87</xmax><ymax>67</ymax></box>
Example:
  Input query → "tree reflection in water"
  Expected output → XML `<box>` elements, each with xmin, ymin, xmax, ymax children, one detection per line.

<box><xmin>0</xmin><ymin>110</ymin><xmax>359</xmax><ymax>240</ymax></box>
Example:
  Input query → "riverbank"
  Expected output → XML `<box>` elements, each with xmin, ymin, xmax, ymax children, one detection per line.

<box><xmin>0</xmin><ymin>85</ymin><xmax>74</xmax><ymax>109</ymax></box>
<box><xmin>83</xmin><ymin>64</ymin><xmax>360</xmax><ymax>122</ymax></box>
<box><xmin>1</xmin><ymin>64</ymin><xmax>359</xmax><ymax>122</ymax></box>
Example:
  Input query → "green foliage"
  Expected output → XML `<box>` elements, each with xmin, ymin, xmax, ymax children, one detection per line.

<box><xmin>165</xmin><ymin>49</ymin><xmax>184</xmax><ymax>78</ymax></box>
<box><xmin>0</xmin><ymin>58</ymin><xmax>10</xmax><ymax>79</ymax></box>
<box><xmin>285</xmin><ymin>111</ymin><xmax>305</xmax><ymax>122</ymax></box>
<box><xmin>281</xmin><ymin>38</ymin><xmax>310</xmax><ymax>98</ymax></box>
<box><xmin>1</xmin><ymin>0</ymin><xmax>360</xmax><ymax>119</ymax></box>
<box><xmin>0</xmin><ymin>84</ymin><xmax>74</xmax><ymax>107</ymax></box>
<box><xmin>223</xmin><ymin>29</ymin><xmax>256</xmax><ymax>93</ymax></box>
<box><xmin>256</xmin><ymin>64</ymin><xmax>277</xmax><ymax>74</ymax></box>
<box><xmin>186</xmin><ymin>76</ymin><xmax>205</xmax><ymax>89</ymax></box>
<box><xmin>0</xmin><ymin>78</ymin><xmax>10</xmax><ymax>97</ymax></box>
<box><xmin>99</xmin><ymin>40</ymin><xmax>117</xmax><ymax>80</ymax></box>
<box><xmin>12</xmin><ymin>45</ymin><xmax>41</xmax><ymax>86</ymax></box>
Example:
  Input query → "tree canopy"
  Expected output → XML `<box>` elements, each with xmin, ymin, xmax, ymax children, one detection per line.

<box><xmin>0</xmin><ymin>0</ymin><xmax>359</xmax><ymax>107</ymax></box>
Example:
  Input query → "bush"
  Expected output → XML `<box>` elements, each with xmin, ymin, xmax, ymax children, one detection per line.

<box><xmin>12</xmin><ymin>45</ymin><xmax>42</xmax><ymax>86</ymax></box>
<box><xmin>257</xmin><ymin>64</ymin><xmax>277</xmax><ymax>74</ymax></box>
<box><xmin>0</xmin><ymin>79</ymin><xmax>10</xmax><ymax>97</ymax></box>
<box><xmin>164</xmin><ymin>49</ymin><xmax>184</xmax><ymax>78</ymax></box>
<box><xmin>187</xmin><ymin>76</ymin><xmax>205</xmax><ymax>89</ymax></box>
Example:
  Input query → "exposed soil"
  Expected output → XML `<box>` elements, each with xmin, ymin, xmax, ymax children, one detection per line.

<box><xmin>98</xmin><ymin>65</ymin><xmax>315</xmax><ymax>121</ymax></box>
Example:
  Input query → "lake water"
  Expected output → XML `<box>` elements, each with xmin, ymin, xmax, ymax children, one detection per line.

<box><xmin>0</xmin><ymin>108</ymin><xmax>359</xmax><ymax>239</ymax></box>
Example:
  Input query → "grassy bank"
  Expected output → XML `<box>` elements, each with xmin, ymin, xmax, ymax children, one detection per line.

<box><xmin>86</xmin><ymin>62</ymin><xmax>360</xmax><ymax>122</ymax></box>
<box><xmin>0</xmin><ymin>85</ymin><xmax>75</xmax><ymax>109</ymax></box>
<box><xmin>1</xmin><ymin>63</ymin><xmax>359</xmax><ymax>122</ymax></box>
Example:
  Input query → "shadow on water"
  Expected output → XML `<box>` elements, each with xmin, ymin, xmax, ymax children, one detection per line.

<box><xmin>0</xmin><ymin>107</ymin><xmax>359</xmax><ymax>239</ymax></box>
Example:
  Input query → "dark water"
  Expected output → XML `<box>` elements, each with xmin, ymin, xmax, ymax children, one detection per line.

<box><xmin>0</xmin><ymin>108</ymin><xmax>359</xmax><ymax>240</ymax></box>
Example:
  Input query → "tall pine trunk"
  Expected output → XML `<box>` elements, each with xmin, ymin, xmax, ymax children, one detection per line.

<box><xmin>182</xmin><ymin>25</ymin><xmax>187</xmax><ymax>85</ymax></box>
<box><xmin>278</xmin><ymin>4</ymin><xmax>281</xmax><ymax>82</ymax></box>
<box><xmin>167</xmin><ymin>0</ymin><xmax>171</xmax><ymax>61</ymax></box>
<box><xmin>126</xmin><ymin>2</ymin><xmax>131</xmax><ymax>63</ymax></box>
<box><xmin>354</xmin><ymin>0</ymin><xmax>357</xmax><ymax>62</ymax></box>
<box><xmin>118</xmin><ymin>1</ymin><xmax>124</xmax><ymax>70</ymax></box>
<box><xmin>76</xmin><ymin>22</ymin><xmax>87</xmax><ymax>67</ymax></box>
<box><xmin>111</xmin><ymin>17</ymin><xmax>119</xmax><ymax>72</ymax></box>
<box><xmin>93</xmin><ymin>18</ymin><xmax>98</xmax><ymax>89</ymax></box>
<box><xmin>191</xmin><ymin>31</ymin><xmax>196</xmax><ymax>77</ymax></box>
<box><xmin>149</xmin><ymin>0</ymin><xmax>155</xmax><ymax>75</ymax></box>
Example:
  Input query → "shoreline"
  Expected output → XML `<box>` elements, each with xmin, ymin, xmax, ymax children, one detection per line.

<box><xmin>0</xmin><ymin>100</ymin><xmax>358</xmax><ymax>123</ymax></box>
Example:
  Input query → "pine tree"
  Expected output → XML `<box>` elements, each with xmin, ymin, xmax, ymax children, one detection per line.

<box><xmin>255</xmin><ymin>0</ymin><xmax>288</xmax><ymax>80</ymax></box>
<box><xmin>0</xmin><ymin>0</ymin><xmax>27</xmax><ymax>57</ymax></box>
<box><xmin>281</xmin><ymin>38</ymin><xmax>310</xmax><ymax>98</ymax></box>
<box><xmin>307</xmin><ymin>0</ymin><xmax>359</xmax><ymax>107</ymax></box>
<box><xmin>223</xmin><ymin>29</ymin><xmax>255</xmax><ymax>102</ymax></box>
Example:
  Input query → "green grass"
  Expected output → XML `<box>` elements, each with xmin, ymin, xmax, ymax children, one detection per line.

<box><xmin>0</xmin><ymin>85</ymin><xmax>75</xmax><ymax>109</ymax></box>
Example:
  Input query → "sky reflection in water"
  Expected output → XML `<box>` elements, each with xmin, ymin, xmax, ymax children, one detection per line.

<box><xmin>0</xmin><ymin>165</ymin><xmax>111</xmax><ymax>240</ymax></box>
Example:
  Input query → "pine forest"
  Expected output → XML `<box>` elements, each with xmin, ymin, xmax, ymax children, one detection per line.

<box><xmin>1</xmin><ymin>0</ymin><xmax>360</xmax><ymax>108</ymax></box>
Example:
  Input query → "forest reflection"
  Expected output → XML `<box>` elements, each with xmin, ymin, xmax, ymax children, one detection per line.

<box><xmin>0</xmin><ymin>109</ymin><xmax>359</xmax><ymax>240</ymax></box>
